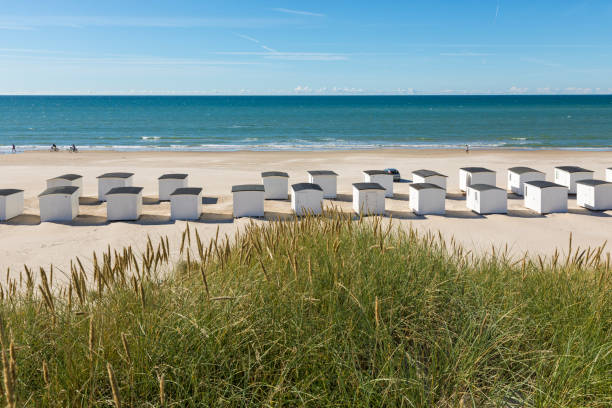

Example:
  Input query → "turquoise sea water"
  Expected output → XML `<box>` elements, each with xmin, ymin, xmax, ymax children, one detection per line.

<box><xmin>1</xmin><ymin>95</ymin><xmax>611</xmax><ymax>152</ymax></box>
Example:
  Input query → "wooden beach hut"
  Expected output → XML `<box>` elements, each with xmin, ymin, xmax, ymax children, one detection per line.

<box><xmin>291</xmin><ymin>183</ymin><xmax>323</xmax><ymax>216</ymax></box>
<box><xmin>459</xmin><ymin>167</ymin><xmax>496</xmax><ymax>192</ymax></box>
<box><xmin>232</xmin><ymin>184</ymin><xmax>265</xmax><ymax>218</ymax></box>
<box><xmin>412</xmin><ymin>169</ymin><xmax>447</xmax><ymax>190</ymax></box>
<box><xmin>553</xmin><ymin>166</ymin><xmax>594</xmax><ymax>194</ymax></box>
<box><xmin>0</xmin><ymin>189</ymin><xmax>24</xmax><ymax>221</ymax></box>
<box><xmin>363</xmin><ymin>170</ymin><xmax>394</xmax><ymax>198</ymax></box>
<box><xmin>158</xmin><ymin>173</ymin><xmax>188</xmax><ymax>201</ymax></box>
<box><xmin>47</xmin><ymin>174</ymin><xmax>84</xmax><ymax>197</ymax></box>
<box><xmin>170</xmin><ymin>187</ymin><xmax>203</xmax><ymax>220</ymax></box>
<box><xmin>409</xmin><ymin>183</ymin><xmax>445</xmax><ymax>215</ymax></box>
<box><xmin>97</xmin><ymin>172</ymin><xmax>134</xmax><ymax>201</ymax></box>
<box><xmin>466</xmin><ymin>184</ymin><xmax>507</xmax><ymax>214</ymax></box>
<box><xmin>606</xmin><ymin>168</ymin><xmax>612</xmax><ymax>182</ymax></box>
<box><xmin>38</xmin><ymin>186</ymin><xmax>79</xmax><ymax>222</ymax></box>
<box><xmin>576</xmin><ymin>180</ymin><xmax>612</xmax><ymax>211</ymax></box>
<box><xmin>507</xmin><ymin>167</ymin><xmax>545</xmax><ymax>196</ymax></box>
<box><xmin>523</xmin><ymin>180</ymin><xmax>568</xmax><ymax>214</ymax></box>
<box><xmin>106</xmin><ymin>187</ymin><xmax>143</xmax><ymax>221</ymax></box>
<box><xmin>261</xmin><ymin>171</ymin><xmax>289</xmax><ymax>200</ymax></box>
<box><xmin>352</xmin><ymin>182</ymin><xmax>385</xmax><ymax>215</ymax></box>
<box><xmin>307</xmin><ymin>170</ymin><xmax>337</xmax><ymax>199</ymax></box>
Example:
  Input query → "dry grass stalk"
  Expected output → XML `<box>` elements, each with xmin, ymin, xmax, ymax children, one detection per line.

<box><xmin>107</xmin><ymin>363</ymin><xmax>121</xmax><ymax>408</ymax></box>
<box><xmin>0</xmin><ymin>317</ymin><xmax>16</xmax><ymax>408</ymax></box>
<box><xmin>159</xmin><ymin>372</ymin><xmax>166</xmax><ymax>406</ymax></box>
<box><xmin>88</xmin><ymin>316</ymin><xmax>95</xmax><ymax>361</ymax></box>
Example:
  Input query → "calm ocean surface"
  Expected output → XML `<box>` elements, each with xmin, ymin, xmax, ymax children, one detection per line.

<box><xmin>1</xmin><ymin>95</ymin><xmax>611</xmax><ymax>152</ymax></box>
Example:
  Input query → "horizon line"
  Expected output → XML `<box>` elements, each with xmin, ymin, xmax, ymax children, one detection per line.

<box><xmin>1</xmin><ymin>93</ymin><xmax>612</xmax><ymax>97</ymax></box>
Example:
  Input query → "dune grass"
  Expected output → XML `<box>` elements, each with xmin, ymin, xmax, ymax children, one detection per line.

<box><xmin>0</xmin><ymin>212</ymin><xmax>610</xmax><ymax>407</ymax></box>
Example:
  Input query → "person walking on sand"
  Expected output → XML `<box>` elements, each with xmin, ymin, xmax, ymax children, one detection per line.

<box><xmin>11</xmin><ymin>144</ymin><xmax>16</xmax><ymax>153</ymax></box>
<box><xmin>465</xmin><ymin>144</ymin><xmax>470</xmax><ymax>153</ymax></box>
<box><xmin>51</xmin><ymin>143</ymin><xmax>58</xmax><ymax>152</ymax></box>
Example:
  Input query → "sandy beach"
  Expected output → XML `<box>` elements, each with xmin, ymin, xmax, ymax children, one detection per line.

<box><xmin>1</xmin><ymin>149</ymin><xmax>611</xmax><ymax>283</ymax></box>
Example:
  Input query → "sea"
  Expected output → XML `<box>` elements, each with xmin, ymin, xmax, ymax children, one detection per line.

<box><xmin>1</xmin><ymin>95</ymin><xmax>611</xmax><ymax>153</ymax></box>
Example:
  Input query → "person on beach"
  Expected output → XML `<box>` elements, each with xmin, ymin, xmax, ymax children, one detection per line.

<box><xmin>51</xmin><ymin>143</ymin><xmax>58</xmax><ymax>152</ymax></box>
<box><xmin>70</xmin><ymin>144</ymin><xmax>78</xmax><ymax>153</ymax></box>
<box><xmin>11</xmin><ymin>144</ymin><xmax>16</xmax><ymax>153</ymax></box>
<box><xmin>465</xmin><ymin>144</ymin><xmax>470</xmax><ymax>153</ymax></box>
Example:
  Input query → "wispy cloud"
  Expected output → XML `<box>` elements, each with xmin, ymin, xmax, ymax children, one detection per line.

<box><xmin>440</xmin><ymin>52</ymin><xmax>495</xmax><ymax>56</ymax></box>
<box><xmin>218</xmin><ymin>51</ymin><xmax>347</xmax><ymax>61</ymax></box>
<box><xmin>272</xmin><ymin>8</ymin><xmax>325</xmax><ymax>17</ymax></box>
<box><xmin>494</xmin><ymin>1</ymin><xmax>500</xmax><ymax>23</ymax></box>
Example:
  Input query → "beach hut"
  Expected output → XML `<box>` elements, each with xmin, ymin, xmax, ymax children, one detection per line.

<box><xmin>352</xmin><ymin>182</ymin><xmax>385</xmax><ymax>215</ymax></box>
<box><xmin>38</xmin><ymin>186</ymin><xmax>79</xmax><ymax>222</ymax></box>
<box><xmin>291</xmin><ymin>183</ymin><xmax>324</xmax><ymax>216</ymax></box>
<box><xmin>412</xmin><ymin>169</ymin><xmax>447</xmax><ymax>190</ymax></box>
<box><xmin>459</xmin><ymin>167</ymin><xmax>496</xmax><ymax>192</ymax></box>
<box><xmin>97</xmin><ymin>172</ymin><xmax>134</xmax><ymax>201</ymax></box>
<box><xmin>576</xmin><ymin>180</ymin><xmax>612</xmax><ymax>211</ymax></box>
<box><xmin>261</xmin><ymin>171</ymin><xmax>289</xmax><ymax>200</ymax></box>
<box><xmin>606</xmin><ymin>168</ymin><xmax>612</xmax><ymax>182</ymax></box>
<box><xmin>158</xmin><ymin>173</ymin><xmax>188</xmax><ymax>201</ymax></box>
<box><xmin>307</xmin><ymin>170</ymin><xmax>338</xmax><ymax>199</ymax></box>
<box><xmin>106</xmin><ymin>187</ymin><xmax>143</xmax><ymax>221</ymax></box>
<box><xmin>523</xmin><ymin>181</ymin><xmax>568</xmax><ymax>214</ymax></box>
<box><xmin>47</xmin><ymin>174</ymin><xmax>83</xmax><ymax>197</ymax></box>
<box><xmin>0</xmin><ymin>189</ymin><xmax>24</xmax><ymax>221</ymax></box>
<box><xmin>507</xmin><ymin>167</ymin><xmax>545</xmax><ymax>196</ymax></box>
<box><xmin>232</xmin><ymin>184</ymin><xmax>265</xmax><ymax>218</ymax></box>
<box><xmin>466</xmin><ymin>184</ymin><xmax>507</xmax><ymax>214</ymax></box>
<box><xmin>409</xmin><ymin>183</ymin><xmax>445</xmax><ymax>215</ymax></box>
<box><xmin>553</xmin><ymin>166</ymin><xmax>594</xmax><ymax>194</ymax></box>
<box><xmin>363</xmin><ymin>170</ymin><xmax>394</xmax><ymax>197</ymax></box>
<box><xmin>170</xmin><ymin>187</ymin><xmax>203</xmax><ymax>220</ymax></box>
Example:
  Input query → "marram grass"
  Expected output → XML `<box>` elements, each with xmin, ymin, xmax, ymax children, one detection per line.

<box><xmin>0</xmin><ymin>211</ymin><xmax>610</xmax><ymax>407</ymax></box>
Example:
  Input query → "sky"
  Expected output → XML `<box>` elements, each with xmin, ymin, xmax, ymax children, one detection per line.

<box><xmin>1</xmin><ymin>0</ymin><xmax>612</xmax><ymax>95</ymax></box>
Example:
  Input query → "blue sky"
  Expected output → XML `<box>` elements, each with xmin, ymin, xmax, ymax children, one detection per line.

<box><xmin>1</xmin><ymin>0</ymin><xmax>612</xmax><ymax>95</ymax></box>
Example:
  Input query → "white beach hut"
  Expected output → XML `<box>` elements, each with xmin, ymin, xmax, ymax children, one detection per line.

<box><xmin>466</xmin><ymin>184</ymin><xmax>507</xmax><ymax>214</ymax></box>
<box><xmin>158</xmin><ymin>173</ymin><xmax>188</xmax><ymax>201</ymax></box>
<box><xmin>523</xmin><ymin>180</ymin><xmax>568</xmax><ymax>214</ymax></box>
<box><xmin>0</xmin><ymin>189</ymin><xmax>24</xmax><ymax>221</ymax></box>
<box><xmin>606</xmin><ymin>168</ymin><xmax>612</xmax><ymax>182</ymax></box>
<box><xmin>307</xmin><ymin>170</ymin><xmax>338</xmax><ymax>199</ymax></box>
<box><xmin>412</xmin><ymin>169</ymin><xmax>447</xmax><ymax>190</ymax></box>
<box><xmin>291</xmin><ymin>183</ymin><xmax>324</xmax><ymax>216</ymax></box>
<box><xmin>459</xmin><ymin>167</ymin><xmax>496</xmax><ymax>192</ymax></box>
<box><xmin>97</xmin><ymin>172</ymin><xmax>134</xmax><ymax>202</ymax></box>
<box><xmin>232</xmin><ymin>184</ymin><xmax>265</xmax><ymax>218</ymax></box>
<box><xmin>363</xmin><ymin>170</ymin><xmax>394</xmax><ymax>198</ymax></box>
<box><xmin>170</xmin><ymin>187</ymin><xmax>203</xmax><ymax>220</ymax></box>
<box><xmin>352</xmin><ymin>182</ymin><xmax>386</xmax><ymax>215</ymax></box>
<box><xmin>553</xmin><ymin>166</ymin><xmax>594</xmax><ymax>194</ymax></box>
<box><xmin>576</xmin><ymin>180</ymin><xmax>612</xmax><ymax>211</ymax></box>
<box><xmin>106</xmin><ymin>187</ymin><xmax>143</xmax><ymax>221</ymax></box>
<box><xmin>409</xmin><ymin>183</ymin><xmax>445</xmax><ymax>215</ymax></box>
<box><xmin>262</xmin><ymin>171</ymin><xmax>289</xmax><ymax>200</ymax></box>
<box><xmin>47</xmin><ymin>174</ymin><xmax>84</xmax><ymax>197</ymax></box>
<box><xmin>38</xmin><ymin>186</ymin><xmax>79</xmax><ymax>222</ymax></box>
<box><xmin>507</xmin><ymin>167</ymin><xmax>545</xmax><ymax>196</ymax></box>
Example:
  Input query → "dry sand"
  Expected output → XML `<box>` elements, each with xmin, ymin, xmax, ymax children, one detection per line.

<box><xmin>1</xmin><ymin>149</ymin><xmax>611</xmax><ymax>284</ymax></box>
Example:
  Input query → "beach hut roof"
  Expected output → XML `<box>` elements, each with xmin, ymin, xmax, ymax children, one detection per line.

<box><xmin>508</xmin><ymin>166</ymin><xmax>543</xmax><ymax>175</ymax></box>
<box><xmin>410</xmin><ymin>182</ymin><xmax>445</xmax><ymax>191</ymax></box>
<box><xmin>353</xmin><ymin>182</ymin><xmax>385</xmax><ymax>191</ymax></box>
<box><xmin>363</xmin><ymin>170</ymin><xmax>388</xmax><ymax>175</ymax></box>
<box><xmin>170</xmin><ymin>187</ymin><xmax>203</xmax><ymax>196</ymax></box>
<box><xmin>460</xmin><ymin>167</ymin><xmax>494</xmax><ymax>173</ymax></box>
<box><xmin>555</xmin><ymin>166</ymin><xmax>593</xmax><ymax>173</ymax></box>
<box><xmin>232</xmin><ymin>184</ymin><xmax>265</xmax><ymax>193</ymax></box>
<box><xmin>38</xmin><ymin>186</ymin><xmax>79</xmax><ymax>197</ymax></box>
<box><xmin>158</xmin><ymin>173</ymin><xmax>188</xmax><ymax>180</ymax></box>
<box><xmin>525</xmin><ymin>180</ymin><xmax>564</xmax><ymax>189</ymax></box>
<box><xmin>307</xmin><ymin>170</ymin><xmax>338</xmax><ymax>176</ymax></box>
<box><xmin>50</xmin><ymin>173</ymin><xmax>82</xmax><ymax>181</ymax></box>
<box><xmin>97</xmin><ymin>172</ymin><xmax>134</xmax><ymax>179</ymax></box>
<box><xmin>0</xmin><ymin>189</ymin><xmax>23</xmax><ymax>197</ymax></box>
<box><xmin>413</xmin><ymin>169</ymin><xmax>447</xmax><ymax>178</ymax></box>
<box><xmin>468</xmin><ymin>184</ymin><xmax>504</xmax><ymax>192</ymax></box>
<box><xmin>292</xmin><ymin>182</ymin><xmax>323</xmax><ymax>192</ymax></box>
<box><xmin>106</xmin><ymin>187</ymin><xmax>143</xmax><ymax>195</ymax></box>
<box><xmin>261</xmin><ymin>171</ymin><xmax>289</xmax><ymax>178</ymax></box>
<box><xmin>576</xmin><ymin>179</ymin><xmax>611</xmax><ymax>187</ymax></box>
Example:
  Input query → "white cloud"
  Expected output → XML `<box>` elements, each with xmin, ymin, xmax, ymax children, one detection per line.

<box><xmin>272</xmin><ymin>8</ymin><xmax>325</xmax><ymax>17</ymax></box>
<box><xmin>508</xmin><ymin>86</ymin><xmax>529</xmax><ymax>93</ymax></box>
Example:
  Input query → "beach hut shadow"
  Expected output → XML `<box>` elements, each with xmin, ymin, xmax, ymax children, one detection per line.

<box><xmin>396</xmin><ymin>178</ymin><xmax>411</xmax><ymax>183</ymax></box>
<box><xmin>72</xmin><ymin>214</ymin><xmax>108</xmax><ymax>226</ymax></box>
<box><xmin>443</xmin><ymin>210</ymin><xmax>485</xmax><ymax>219</ymax></box>
<box><xmin>264</xmin><ymin>211</ymin><xmax>295</xmax><ymax>221</ymax></box>
<box><xmin>137</xmin><ymin>214</ymin><xmax>174</xmax><ymax>225</ymax></box>
<box><xmin>386</xmin><ymin>210</ymin><xmax>425</xmax><ymax>220</ymax></box>
<box><xmin>568</xmin><ymin>208</ymin><xmax>611</xmax><ymax>217</ymax></box>
<box><xmin>390</xmin><ymin>193</ymin><xmax>410</xmax><ymax>202</ymax></box>
<box><xmin>202</xmin><ymin>196</ymin><xmax>219</xmax><ymax>205</ymax></box>
<box><xmin>199</xmin><ymin>212</ymin><xmax>234</xmax><ymax>224</ymax></box>
<box><xmin>506</xmin><ymin>209</ymin><xmax>546</xmax><ymax>218</ymax></box>
<box><xmin>331</xmin><ymin>193</ymin><xmax>352</xmax><ymax>203</ymax></box>
<box><xmin>4</xmin><ymin>214</ymin><xmax>41</xmax><ymax>226</ymax></box>
<box><xmin>507</xmin><ymin>193</ymin><xmax>523</xmax><ymax>200</ymax></box>
<box><xmin>79</xmin><ymin>196</ymin><xmax>101</xmax><ymax>206</ymax></box>
<box><xmin>445</xmin><ymin>192</ymin><xmax>465</xmax><ymax>201</ymax></box>
<box><xmin>143</xmin><ymin>196</ymin><xmax>161</xmax><ymax>205</ymax></box>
